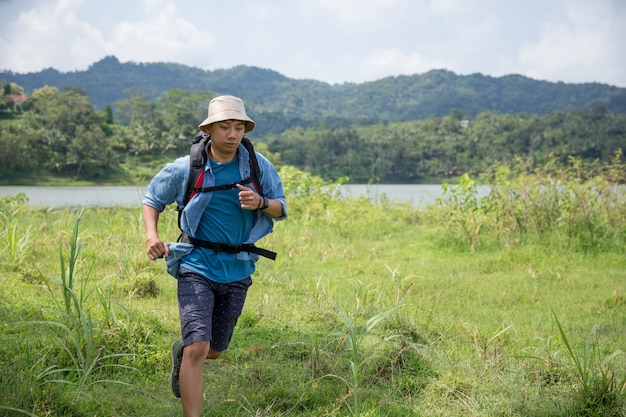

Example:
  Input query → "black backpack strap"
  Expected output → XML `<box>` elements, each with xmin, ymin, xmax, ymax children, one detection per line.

<box><xmin>178</xmin><ymin>132</ymin><xmax>208</xmax><ymax>232</ymax></box>
<box><xmin>241</xmin><ymin>137</ymin><xmax>263</xmax><ymax>196</ymax></box>
<box><xmin>182</xmin><ymin>233</ymin><xmax>277</xmax><ymax>260</ymax></box>
<box><xmin>184</xmin><ymin>132</ymin><xmax>210</xmax><ymax>206</ymax></box>
<box><xmin>193</xmin><ymin>177</ymin><xmax>253</xmax><ymax>193</ymax></box>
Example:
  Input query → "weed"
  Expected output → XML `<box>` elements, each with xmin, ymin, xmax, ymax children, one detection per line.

<box><xmin>29</xmin><ymin>208</ymin><xmax>136</xmax><ymax>401</ymax></box>
<box><xmin>519</xmin><ymin>335</ymin><xmax>569</xmax><ymax>387</ymax></box>
<box><xmin>0</xmin><ymin>192</ymin><xmax>31</xmax><ymax>270</ymax></box>
<box><xmin>467</xmin><ymin>322</ymin><xmax>513</xmax><ymax>366</ymax></box>
<box><xmin>438</xmin><ymin>173</ymin><xmax>486</xmax><ymax>251</ymax></box>
<box><xmin>552</xmin><ymin>311</ymin><xmax>626</xmax><ymax>415</ymax></box>
<box><xmin>385</xmin><ymin>264</ymin><xmax>417</xmax><ymax>306</ymax></box>
<box><xmin>328</xmin><ymin>280</ymin><xmax>403</xmax><ymax>416</ymax></box>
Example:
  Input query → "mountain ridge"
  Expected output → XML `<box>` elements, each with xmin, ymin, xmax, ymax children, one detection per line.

<box><xmin>2</xmin><ymin>55</ymin><xmax>625</xmax><ymax>132</ymax></box>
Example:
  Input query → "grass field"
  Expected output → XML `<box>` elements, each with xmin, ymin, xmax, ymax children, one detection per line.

<box><xmin>1</xmin><ymin>165</ymin><xmax>625</xmax><ymax>416</ymax></box>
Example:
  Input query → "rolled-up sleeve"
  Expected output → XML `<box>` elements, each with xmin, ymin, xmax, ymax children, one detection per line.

<box><xmin>141</xmin><ymin>157</ymin><xmax>187</xmax><ymax>212</ymax></box>
<box><xmin>257</xmin><ymin>153</ymin><xmax>287</xmax><ymax>220</ymax></box>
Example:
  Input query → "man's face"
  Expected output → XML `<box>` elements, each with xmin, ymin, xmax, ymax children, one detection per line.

<box><xmin>209</xmin><ymin>120</ymin><xmax>246</xmax><ymax>157</ymax></box>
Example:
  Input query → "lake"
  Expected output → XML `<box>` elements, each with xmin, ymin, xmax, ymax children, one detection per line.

<box><xmin>0</xmin><ymin>186</ymin><xmax>148</xmax><ymax>208</ymax></box>
<box><xmin>0</xmin><ymin>184</ymin><xmax>489</xmax><ymax>208</ymax></box>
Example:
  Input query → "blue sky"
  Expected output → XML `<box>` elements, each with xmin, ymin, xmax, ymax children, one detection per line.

<box><xmin>1</xmin><ymin>0</ymin><xmax>625</xmax><ymax>87</ymax></box>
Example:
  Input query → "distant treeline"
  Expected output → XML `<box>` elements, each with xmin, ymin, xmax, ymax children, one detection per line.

<box><xmin>266</xmin><ymin>108</ymin><xmax>626</xmax><ymax>183</ymax></box>
<box><xmin>1</xmin><ymin>83</ymin><xmax>624</xmax><ymax>184</ymax></box>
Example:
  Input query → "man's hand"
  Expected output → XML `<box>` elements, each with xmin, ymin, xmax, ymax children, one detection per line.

<box><xmin>143</xmin><ymin>205</ymin><xmax>168</xmax><ymax>260</ymax></box>
<box><xmin>146</xmin><ymin>236</ymin><xmax>168</xmax><ymax>260</ymax></box>
<box><xmin>236</xmin><ymin>184</ymin><xmax>263</xmax><ymax>210</ymax></box>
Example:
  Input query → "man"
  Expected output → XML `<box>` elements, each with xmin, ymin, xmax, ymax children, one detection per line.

<box><xmin>142</xmin><ymin>95</ymin><xmax>287</xmax><ymax>417</ymax></box>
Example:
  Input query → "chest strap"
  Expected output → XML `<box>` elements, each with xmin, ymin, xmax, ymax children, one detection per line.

<box><xmin>181</xmin><ymin>233</ymin><xmax>277</xmax><ymax>260</ymax></box>
<box><xmin>193</xmin><ymin>177</ymin><xmax>253</xmax><ymax>194</ymax></box>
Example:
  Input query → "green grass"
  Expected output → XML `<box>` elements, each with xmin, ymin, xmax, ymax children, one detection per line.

<box><xmin>0</xmin><ymin>166</ymin><xmax>625</xmax><ymax>416</ymax></box>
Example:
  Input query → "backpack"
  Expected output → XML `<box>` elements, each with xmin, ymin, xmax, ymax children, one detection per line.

<box><xmin>177</xmin><ymin>132</ymin><xmax>276</xmax><ymax>260</ymax></box>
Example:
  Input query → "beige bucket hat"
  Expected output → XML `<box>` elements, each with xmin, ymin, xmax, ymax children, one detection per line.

<box><xmin>198</xmin><ymin>95</ymin><xmax>255</xmax><ymax>133</ymax></box>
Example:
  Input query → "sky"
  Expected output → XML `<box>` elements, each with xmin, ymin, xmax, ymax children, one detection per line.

<box><xmin>0</xmin><ymin>0</ymin><xmax>625</xmax><ymax>87</ymax></box>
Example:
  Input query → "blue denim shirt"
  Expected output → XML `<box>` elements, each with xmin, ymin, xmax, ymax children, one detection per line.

<box><xmin>141</xmin><ymin>143</ymin><xmax>287</xmax><ymax>277</ymax></box>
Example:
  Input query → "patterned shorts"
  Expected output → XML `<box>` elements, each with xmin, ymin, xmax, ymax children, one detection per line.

<box><xmin>177</xmin><ymin>267</ymin><xmax>252</xmax><ymax>352</ymax></box>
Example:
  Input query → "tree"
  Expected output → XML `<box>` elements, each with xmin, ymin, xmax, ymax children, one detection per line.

<box><xmin>26</xmin><ymin>86</ymin><xmax>115</xmax><ymax>179</ymax></box>
<box><xmin>0</xmin><ymin>126</ymin><xmax>32</xmax><ymax>178</ymax></box>
<box><xmin>156</xmin><ymin>89</ymin><xmax>213</xmax><ymax>152</ymax></box>
<box><xmin>113</xmin><ymin>88</ymin><xmax>166</xmax><ymax>155</ymax></box>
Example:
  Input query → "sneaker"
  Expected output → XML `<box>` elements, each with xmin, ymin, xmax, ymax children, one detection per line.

<box><xmin>170</xmin><ymin>340</ymin><xmax>184</xmax><ymax>398</ymax></box>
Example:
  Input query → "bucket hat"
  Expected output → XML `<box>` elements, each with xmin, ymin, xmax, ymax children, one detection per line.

<box><xmin>198</xmin><ymin>95</ymin><xmax>255</xmax><ymax>133</ymax></box>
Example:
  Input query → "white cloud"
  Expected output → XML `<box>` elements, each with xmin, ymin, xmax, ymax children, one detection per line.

<box><xmin>0</xmin><ymin>0</ymin><xmax>216</xmax><ymax>72</ymax></box>
<box><xmin>514</xmin><ymin>1</ymin><xmax>626</xmax><ymax>84</ymax></box>
<box><xmin>2</xmin><ymin>0</ymin><xmax>94</xmax><ymax>72</ymax></box>
<box><xmin>110</xmin><ymin>1</ymin><xmax>215</xmax><ymax>67</ymax></box>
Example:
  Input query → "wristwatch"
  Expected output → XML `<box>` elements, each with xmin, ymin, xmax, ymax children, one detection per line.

<box><xmin>260</xmin><ymin>196</ymin><xmax>269</xmax><ymax>210</ymax></box>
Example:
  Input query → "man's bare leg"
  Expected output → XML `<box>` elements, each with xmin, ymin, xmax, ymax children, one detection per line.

<box><xmin>180</xmin><ymin>341</ymin><xmax>211</xmax><ymax>417</ymax></box>
<box><xmin>179</xmin><ymin>341</ymin><xmax>223</xmax><ymax>417</ymax></box>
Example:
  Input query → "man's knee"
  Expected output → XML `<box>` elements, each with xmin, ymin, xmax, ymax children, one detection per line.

<box><xmin>183</xmin><ymin>341</ymin><xmax>211</xmax><ymax>363</ymax></box>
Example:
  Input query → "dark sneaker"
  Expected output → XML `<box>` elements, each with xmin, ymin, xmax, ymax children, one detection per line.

<box><xmin>170</xmin><ymin>340</ymin><xmax>184</xmax><ymax>398</ymax></box>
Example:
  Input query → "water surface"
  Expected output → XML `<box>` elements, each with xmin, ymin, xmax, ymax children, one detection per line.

<box><xmin>0</xmin><ymin>184</ymin><xmax>479</xmax><ymax>208</ymax></box>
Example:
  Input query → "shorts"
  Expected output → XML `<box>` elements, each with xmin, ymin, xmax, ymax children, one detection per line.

<box><xmin>177</xmin><ymin>266</ymin><xmax>252</xmax><ymax>352</ymax></box>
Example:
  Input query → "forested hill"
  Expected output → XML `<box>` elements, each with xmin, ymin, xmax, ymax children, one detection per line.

<box><xmin>2</xmin><ymin>55</ymin><xmax>625</xmax><ymax>125</ymax></box>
